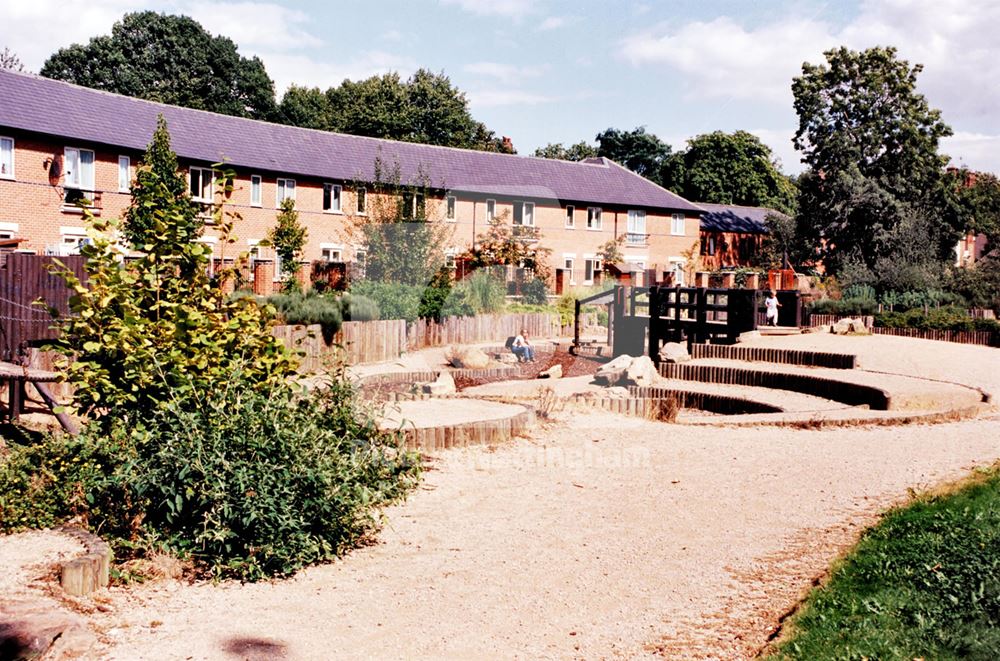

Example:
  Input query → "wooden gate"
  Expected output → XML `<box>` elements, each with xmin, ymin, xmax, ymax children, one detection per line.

<box><xmin>0</xmin><ymin>254</ymin><xmax>86</xmax><ymax>362</ymax></box>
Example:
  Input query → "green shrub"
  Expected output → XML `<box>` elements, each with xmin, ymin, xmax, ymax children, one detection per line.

<box><xmin>520</xmin><ymin>278</ymin><xmax>549</xmax><ymax>305</ymax></box>
<box><xmin>349</xmin><ymin>281</ymin><xmax>422</xmax><ymax>321</ymax></box>
<box><xmin>340</xmin><ymin>293</ymin><xmax>379</xmax><ymax>322</ymax></box>
<box><xmin>267</xmin><ymin>292</ymin><xmax>343</xmax><ymax>339</ymax></box>
<box><xmin>809</xmin><ymin>297</ymin><xmax>877</xmax><ymax>316</ymax></box>
<box><xmin>875</xmin><ymin>306</ymin><xmax>1000</xmax><ymax>332</ymax></box>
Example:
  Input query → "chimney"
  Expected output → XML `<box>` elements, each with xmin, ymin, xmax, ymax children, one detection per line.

<box><xmin>501</xmin><ymin>136</ymin><xmax>514</xmax><ymax>153</ymax></box>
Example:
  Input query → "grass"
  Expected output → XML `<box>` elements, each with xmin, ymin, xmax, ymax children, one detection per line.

<box><xmin>769</xmin><ymin>465</ymin><xmax>1000</xmax><ymax>660</ymax></box>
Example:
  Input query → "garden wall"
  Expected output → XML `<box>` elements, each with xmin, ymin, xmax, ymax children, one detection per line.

<box><xmin>273</xmin><ymin>312</ymin><xmax>561</xmax><ymax>367</ymax></box>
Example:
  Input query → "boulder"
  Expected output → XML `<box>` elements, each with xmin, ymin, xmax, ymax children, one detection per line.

<box><xmin>831</xmin><ymin>318</ymin><xmax>853</xmax><ymax>335</ymax></box>
<box><xmin>625</xmin><ymin>355</ymin><xmax>657</xmax><ymax>387</ymax></box>
<box><xmin>423</xmin><ymin>371</ymin><xmax>455</xmax><ymax>396</ymax></box>
<box><xmin>497</xmin><ymin>352</ymin><xmax>518</xmax><ymax>365</ymax></box>
<box><xmin>594</xmin><ymin>354</ymin><xmax>634</xmax><ymax>385</ymax></box>
<box><xmin>848</xmin><ymin>318</ymin><xmax>870</xmax><ymax>335</ymax></box>
<box><xmin>448</xmin><ymin>347</ymin><xmax>490</xmax><ymax>369</ymax></box>
<box><xmin>537</xmin><ymin>364</ymin><xmax>562</xmax><ymax>379</ymax></box>
<box><xmin>658</xmin><ymin>342</ymin><xmax>690</xmax><ymax>363</ymax></box>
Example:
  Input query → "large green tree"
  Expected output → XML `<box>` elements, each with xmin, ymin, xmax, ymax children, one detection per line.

<box><xmin>792</xmin><ymin>46</ymin><xmax>958</xmax><ymax>282</ymax></box>
<box><xmin>41</xmin><ymin>12</ymin><xmax>277</xmax><ymax>120</ymax></box>
<box><xmin>662</xmin><ymin>131</ymin><xmax>797</xmax><ymax>213</ymax></box>
<box><xmin>278</xmin><ymin>70</ymin><xmax>512</xmax><ymax>152</ymax></box>
<box><xmin>595</xmin><ymin>126</ymin><xmax>673</xmax><ymax>180</ymax></box>
<box><xmin>533</xmin><ymin>141</ymin><xmax>597</xmax><ymax>161</ymax></box>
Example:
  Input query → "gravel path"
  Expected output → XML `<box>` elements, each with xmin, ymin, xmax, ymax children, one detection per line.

<box><xmin>6</xmin><ymin>334</ymin><xmax>1000</xmax><ymax>660</ymax></box>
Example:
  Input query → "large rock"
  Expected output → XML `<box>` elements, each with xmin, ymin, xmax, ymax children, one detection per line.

<box><xmin>538</xmin><ymin>364</ymin><xmax>562</xmax><ymax>379</ymax></box>
<box><xmin>423</xmin><ymin>371</ymin><xmax>456</xmax><ymax>396</ymax></box>
<box><xmin>497</xmin><ymin>352</ymin><xmax>518</xmax><ymax>365</ymax></box>
<box><xmin>625</xmin><ymin>355</ymin><xmax>657</xmax><ymax>387</ymax></box>
<box><xmin>848</xmin><ymin>318</ymin><xmax>870</xmax><ymax>335</ymax></box>
<box><xmin>594</xmin><ymin>354</ymin><xmax>634</xmax><ymax>385</ymax></box>
<box><xmin>448</xmin><ymin>347</ymin><xmax>490</xmax><ymax>369</ymax></box>
<box><xmin>831</xmin><ymin>318</ymin><xmax>853</xmax><ymax>335</ymax></box>
<box><xmin>658</xmin><ymin>342</ymin><xmax>690</xmax><ymax>363</ymax></box>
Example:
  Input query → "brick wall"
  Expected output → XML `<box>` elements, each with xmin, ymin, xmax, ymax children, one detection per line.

<box><xmin>0</xmin><ymin>129</ymin><xmax>700</xmax><ymax>287</ymax></box>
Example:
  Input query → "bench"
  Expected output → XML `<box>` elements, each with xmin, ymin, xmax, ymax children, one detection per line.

<box><xmin>0</xmin><ymin>361</ymin><xmax>78</xmax><ymax>433</ymax></box>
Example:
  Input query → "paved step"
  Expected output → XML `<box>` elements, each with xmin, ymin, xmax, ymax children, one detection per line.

<box><xmin>758</xmin><ymin>326</ymin><xmax>802</xmax><ymax>336</ymax></box>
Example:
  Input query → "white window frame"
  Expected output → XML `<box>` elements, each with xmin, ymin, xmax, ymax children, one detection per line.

<box><xmin>276</xmin><ymin>178</ymin><xmax>296</xmax><ymax>207</ymax></box>
<box><xmin>323</xmin><ymin>183</ymin><xmax>342</xmax><ymax>213</ymax></box>
<box><xmin>354</xmin><ymin>248</ymin><xmax>367</xmax><ymax>278</ymax></box>
<box><xmin>627</xmin><ymin>209</ymin><xmax>646</xmax><ymax>244</ymax></box>
<box><xmin>356</xmin><ymin>187</ymin><xmax>367</xmax><ymax>215</ymax></box>
<box><xmin>583</xmin><ymin>256</ymin><xmax>601</xmax><ymax>284</ymax></box>
<box><xmin>1</xmin><ymin>136</ymin><xmax>15</xmax><ymax>180</ymax></box>
<box><xmin>117</xmin><ymin>156</ymin><xmax>131</xmax><ymax>192</ymax></box>
<box><xmin>250</xmin><ymin>175</ymin><xmax>262</xmax><ymax>207</ymax></box>
<box><xmin>320</xmin><ymin>243</ymin><xmax>343</xmax><ymax>262</ymax></box>
<box><xmin>563</xmin><ymin>253</ymin><xmax>576</xmax><ymax>285</ymax></box>
<box><xmin>565</xmin><ymin>205</ymin><xmax>575</xmax><ymax>228</ymax></box>
<box><xmin>671</xmin><ymin>213</ymin><xmax>686</xmax><ymax>236</ymax></box>
<box><xmin>64</xmin><ymin>147</ymin><xmax>95</xmax><ymax>191</ymax></box>
<box><xmin>59</xmin><ymin>226</ymin><xmax>89</xmax><ymax>256</ymax></box>
<box><xmin>486</xmin><ymin>198</ymin><xmax>496</xmax><ymax>222</ymax></box>
<box><xmin>189</xmin><ymin>166</ymin><xmax>214</xmax><ymax>203</ymax></box>
<box><xmin>446</xmin><ymin>195</ymin><xmax>457</xmax><ymax>221</ymax></box>
<box><xmin>445</xmin><ymin>247</ymin><xmax>458</xmax><ymax>269</ymax></box>
<box><xmin>513</xmin><ymin>201</ymin><xmax>534</xmax><ymax>227</ymax></box>
<box><xmin>670</xmin><ymin>258</ymin><xmax>686</xmax><ymax>286</ymax></box>
<box><xmin>587</xmin><ymin>206</ymin><xmax>602</xmax><ymax>230</ymax></box>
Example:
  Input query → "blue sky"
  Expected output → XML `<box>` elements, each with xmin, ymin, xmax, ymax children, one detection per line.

<box><xmin>3</xmin><ymin>0</ymin><xmax>998</xmax><ymax>174</ymax></box>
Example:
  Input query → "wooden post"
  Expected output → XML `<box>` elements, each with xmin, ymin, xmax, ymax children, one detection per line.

<box><xmin>693</xmin><ymin>287</ymin><xmax>708</xmax><ymax>350</ymax></box>
<box><xmin>573</xmin><ymin>299</ymin><xmax>581</xmax><ymax>349</ymax></box>
<box><xmin>648</xmin><ymin>286</ymin><xmax>660</xmax><ymax>364</ymax></box>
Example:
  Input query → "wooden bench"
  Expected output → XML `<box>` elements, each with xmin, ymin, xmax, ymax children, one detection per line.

<box><xmin>0</xmin><ymin>361</ymin><xmax>78</xmax><ymax>433</ymax></box>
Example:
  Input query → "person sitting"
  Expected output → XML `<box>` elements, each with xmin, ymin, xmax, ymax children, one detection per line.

<box><xmin>511</xmin><ymin>329</ymin><xmax>536</xmax><ymax>363</ymax></box>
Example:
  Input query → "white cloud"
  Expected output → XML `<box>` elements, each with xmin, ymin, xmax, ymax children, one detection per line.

<box><xmin>440</xmin><ymin>0</ymin><xmax>536</xmax><ymax>19</ymax></box>
<box><xmin>178</xmin><ymin>2</ymin><xmax>323</xmax><ymax>51</ymax></box>
<box><xmin>942</xmin><ymin>132</ymin><xmax>1000</xmax><ymax>173</ymax></box>
<box><xmin>467</xmin><ymin>89</ymin><xmax>556</xmax><ymax>109</ymax></box>
<box><xmin>537</xmin><ymin>16</ymin><xmax>568</xmax><ymax>31</ymax></box>
<box><xmin>620</xmin><ymin>0</ymin><xmax>1000</xmax><ymax>131</ymax></box>
<box><xmin>263</xmin><ymin>51</ymin><xmax>417</xmax><ymax>94</ymax></box>
<box><xmin>463</xmin><ymin>62</ymin><xmax>547</xmax><ymax>85</ymax></box>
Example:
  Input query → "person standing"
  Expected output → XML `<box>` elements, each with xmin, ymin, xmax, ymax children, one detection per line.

<box><xmin>764</xmin><ymin>291</ymin><xmax>782</xmax><ymax>327</ymax></box>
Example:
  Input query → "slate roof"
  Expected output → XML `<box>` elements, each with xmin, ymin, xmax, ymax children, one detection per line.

<box><xmin>0</xmin><ymin>70</ymin><xmax>701</xmax><ymax>212</ymax></box>
<box><xmin>698</xmin><ymin>202</ymin><xmax>785</xmax><ymax>234</ymax></box>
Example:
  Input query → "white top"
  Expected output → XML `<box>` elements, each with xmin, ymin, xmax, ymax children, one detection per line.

<box><xmin>765</xmin><ymin>296</ymin><xmax>779</xmax><ymax>317</ymax></box>
<box><xmin>513</xmin><ymin>334</ymin><xmax>529</xmax><ymax>347</ymax></box>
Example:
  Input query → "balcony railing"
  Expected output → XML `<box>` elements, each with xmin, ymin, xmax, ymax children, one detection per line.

<box><xmin>626</xmin><ymin>232</ymin><xmax>649</xmax><ymax>245</ymax></box>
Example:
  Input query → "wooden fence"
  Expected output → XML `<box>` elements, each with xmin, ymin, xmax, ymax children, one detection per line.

<box><xmin>871</xmin><ymin>327</ymin><xmax>999</xmax><ymax>348</ymax></box>
<box><xmin>0</xmin><ymin>254</ymin><xmax>87</xmax><ymax>363</ymax></box>
<box><xmin>273</xmin><ymin>312</ymin><xmax>562</xmax><ymax>367</ymax></box>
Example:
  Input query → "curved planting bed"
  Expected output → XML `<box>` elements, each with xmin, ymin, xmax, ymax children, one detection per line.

<box><xmin>380</xmin><ymin>399</ymin><xmax>534</xmax><ymax>450</ymax></box>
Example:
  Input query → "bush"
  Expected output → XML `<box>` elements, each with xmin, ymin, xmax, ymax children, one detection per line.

<box><xmin>520</xmin><ymin>278</ymin><xmax>549</xmax><ymax>305</ymax></box>
<box><xmin>0</xmin><ymin>371</ymin><xmax>421</xmax><ymax>581</ymax></box>
<box><xmin>809</xmin><ymin>297</ymin><xmax>877</xmax><ymax>316</ymax></box>
<box><xmin>340</xmin><ymin>293</ymin><xmax>379</xmax><ymax>322</ymax></box>
<box><xmin>349</xmin><ymin>281</ymin><xmax>422</xmax><ymax>321</ymax></box>
<box><xmin>267</xmin><ymin>292</ymin><xmax>343</xmax><ymax>339</ymax></box>
<box><xmin>875</xmin><ymin>306</ymin><xmax>1000</xmax><ymax>332</ymax></box>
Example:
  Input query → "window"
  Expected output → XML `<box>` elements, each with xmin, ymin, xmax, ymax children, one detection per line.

<box><xmin>354</xmin><ymin>248</ymin><xmax>367</xmax><ymax>278</ymax></box>
<box><xmin>323</xmin><ymin>183</ymin><xmax>342</xmax><ymax>212</ymax></box>
<box><xmin>486</xmin><ymin>198</ymin><xmax>496</xmax><ymax>221</ymax></box>
<box><xmin>250</xmin><ymin>175</ymin><xmax>262</xmax><ymax>206</ymax></box>
<box><xmin>671</xmin><ymin>213</ymin><xmax>686</xmax><ymax>236</ymax></box>
<box><xmin>584</xmin><ymin>258</ymin><xmax>601</xmax><ymax>283</ymax></box>
<box><xmin>563</xmin><ymin>256</ymin><xmax>575</xmax><ymax>284</ymax></box>
<box><xmin>0</xmin><ymin>137</ymin><xmax>14</xmax><ymax>179</ymax></box>
<box><xmin>356</xmin><ymin>187</ymin><xmax>367</xmax><ymax>214</ymax></box>
<box><xmin>277</xmin><ymin>178</ymin><xmax>296</xmax><ymax>206</ymax></box>
<box><xmin>709</xmin><ymin>236</ymin><xmax>716</xmax><ymax>256</ymax></box>
<box><xmin>445</xmin><ymin>248</ymin><xmax>458</xmax><ymax>269</ymax></box>
<box><xmin>321</xmin><ymin>245</ymin><xmax>343</xmax><ymax>262</ymax></box>
<box><xmin>189</xmin><ymin>166</ymin><xmax>214</xmax><ymax>203</ymax></box>
<box><xmin>118</xmin><ymin>156</ymin><xmax>131</xmax><ymax>192</ymax></box>
<box><xmin>565</xmin><ymin>205</ymin><xmax>575</xmax><ymax>228</ymax></box>
<box><xmin>64</xmin><ymin>147</ymin><xmax>95</xmax><ymax>191</ymax></box>
<box><xmin>446</xmin><ymin>196</ymin><xmax>457</xmax><ymax>221</ymax></box>
<box><xmin>587</xmin><ymin>207</ymin><xmax>602</xmax><ymax>230</ymax></box>
<box><xmin>59</xmin><ymin>227</ymin><xmax>88</xmax><ymax>256</ymax></box>
<box><xmin>513</xmin><ymin>201</ymin><xmax>534</xmax><ymax>226</ymax></box>
<box><xmin>627</xmin><ymin>210</ymin><xmax>646</xmax><ymax>244</ymax></box>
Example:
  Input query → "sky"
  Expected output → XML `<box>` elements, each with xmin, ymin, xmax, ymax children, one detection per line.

<box><xmin>2</xmin><ymin>0</ymin><xmax>999</xmax><ymax>175</ymax></box>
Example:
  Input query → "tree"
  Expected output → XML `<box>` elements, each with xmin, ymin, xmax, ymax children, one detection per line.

<box><xmin>0</xmin><ymin>47</ymin><xmax>25</xmax><ymax>72</ymax></box>
<box><xmin>533</xmin><ymin>141</ymin><xmax>597</xmax><ymax>161</ymax></box>
<box><xmin>791</xmin><ymin>46</ymin><xmax>956</xmax><ymax>279</ymax></box>
<box><xmin>595</xmin><ymin>127</ymin><xmax>673</xmax><ymax>181</ymax></box>
<box><xmin>268</xmin><ymin>198</ymin><xmax>308</xmax><ymax>291</ymax></box>
<box><xmin>662</xmin><ymin>131</ymin><xmax>797</xmax><ymax>213</ymax></box>
<box><xmin>278</xmin><ymin>69</ymin><xmax>512</xmax><ymax>152</ymax></box>
<box><xmin>41</xmin><ymin>12</ymin><xmax>277</xmax><ymax>120</ymax></box>
<box><xmin>461</xmin><ymin>213</ymin><xmax>552</xmax><ymax>282</ymax></box>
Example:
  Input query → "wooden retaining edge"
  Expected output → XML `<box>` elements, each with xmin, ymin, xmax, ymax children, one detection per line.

<box><xmin>870</xmin><ymin>326</ymin><xmax>999</xmax><ymax>348</ymax></box>
<box><xmin>55</xmin><ymin>525</ymin><xmax>112</xmax><ymax>596</ymax></box>
<box><xmin>680</xmin><ymin>405</ymin><xmax>987</xmax><ymax>429</ymax></box>
<box><xmin>357</xmin><ymin>366</ymin><xmax>520</xmax><ymax>390</ymax></box>
<box><xmin>568</xmin><ymin>390</ymin><xmax>782</xmax><ymax>418</ymax></box>
<box><xmin>398</xmin><ymin>408</ymin><xmax>535</xmax><ymax>451</ymax></box>
<box><xmin>690</xmin><ymin>344</ymin><xmax>858</xmax><ymax>370</ymax></box>
<box><xmin>658</xmin><ymin>363</ymin><xmax>892</xmax><ymax>410</ymax></box>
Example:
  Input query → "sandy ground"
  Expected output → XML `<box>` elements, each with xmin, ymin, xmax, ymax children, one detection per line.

<box><xmin>4</xmin><ymin>334</ymin><xmax>1000</xmax><ymax>660</ymax></box>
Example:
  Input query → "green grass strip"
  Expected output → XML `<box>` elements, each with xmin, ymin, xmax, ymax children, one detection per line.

<box><xmin>769</xmin><ymin>466</ymin><xmax>1000</xmax><ymax>660</ymax></box>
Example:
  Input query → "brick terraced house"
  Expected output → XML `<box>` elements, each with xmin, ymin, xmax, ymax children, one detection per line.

<box><xmin>0</xmin><ymin>70</ymin><xmax>703</xmax><ymax>292</ymax></box>
<box><xmin>698</xmin><ymin>202</ymin><xmax>785</xmax><ymax>270</ymax></box>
